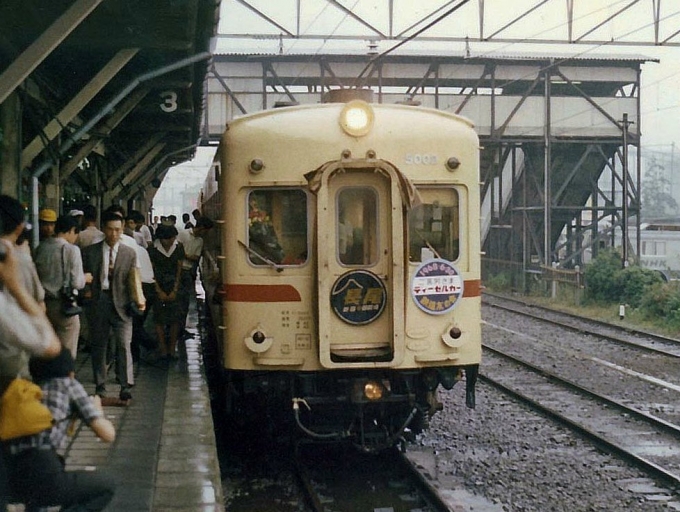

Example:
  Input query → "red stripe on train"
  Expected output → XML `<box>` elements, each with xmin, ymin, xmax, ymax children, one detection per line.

<box><xmin>463</xmin><ymin>279</ymin><xmax>482</xmax><ymax>297</ymax></box>
<box><xmin>224</xmin><ymin>284</ymin><xmax>302</xmax><ymax>302</ymax></box>
<box><xmin>224</xmin><ymin>279</ymin><xmax>481</xmax><ymax>302</ymax></box>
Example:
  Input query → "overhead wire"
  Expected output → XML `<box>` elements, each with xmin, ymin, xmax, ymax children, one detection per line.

<box><xmin>271</xmin><ymin>0</ymin><xmax>362</xmax><ymax>104</ymax></box>
<box><xmin>225</xmin><ymin>1</ymin><xmax>680</xmax><ymax>138</ymax></box>
<box><xmin>352</xmin><ymin>0</ymin><xmax>471</xmax><ymax>88</ymax></box>
<box><xmin>436</xmin><ymin>6</ymin><xmax>680</xmax><ymax>140</ymax></box>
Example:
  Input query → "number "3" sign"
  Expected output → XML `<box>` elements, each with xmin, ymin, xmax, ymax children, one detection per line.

<box><xmin>159</xmin><ymin>91</ymin><xmax>178</xmax><ymax>113</ymax></box>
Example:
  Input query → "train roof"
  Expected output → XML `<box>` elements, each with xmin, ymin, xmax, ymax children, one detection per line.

<box><xmin>227</xmin><ymin>100</ymin><xmax>476</xmax><ymax>130</ymax></box>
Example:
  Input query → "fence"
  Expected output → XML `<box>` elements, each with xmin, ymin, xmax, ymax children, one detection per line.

<box><xmin>482</xmin><ymin>258</ymin><xmax>584</xmax><ymax>301</ymax></box>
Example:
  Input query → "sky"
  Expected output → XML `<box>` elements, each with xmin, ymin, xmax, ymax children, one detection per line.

<box><xmin>211</xmin><ymin>0</ymin><xmax>680</xmax><ymax>149</ymax></box>
<box><xmin>158</xmin><ymin>0</ymin><xmax>680</xmax><ymax>202</ymax></box>
<box><xmin>153</xmin><ymin>147</ymin><xmax>216</xmax><ymax>219</ymax></box>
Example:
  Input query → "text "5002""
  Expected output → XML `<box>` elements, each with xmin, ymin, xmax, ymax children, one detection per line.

<box><xmin>405</xmin><ymin>154</ymin><xmax>438</xmax><ymax>165</ymax></box>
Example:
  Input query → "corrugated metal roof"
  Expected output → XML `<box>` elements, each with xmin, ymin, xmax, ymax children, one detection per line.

<box><xmin>214</xmin><ymin>44</ymin><xmax>657</xmax><ymax>63</ymax></box>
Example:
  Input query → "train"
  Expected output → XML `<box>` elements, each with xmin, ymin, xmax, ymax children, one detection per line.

<box><xmin>198</xmin><ymin>90</ymin><xmax>482</xmax><ymax>451</ymax></box>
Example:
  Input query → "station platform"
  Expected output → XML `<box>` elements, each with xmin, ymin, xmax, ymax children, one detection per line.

<box><xmin>8</xmin><ymin>300</ymin><xmax>224</xmax><ymax>512</ymax></box>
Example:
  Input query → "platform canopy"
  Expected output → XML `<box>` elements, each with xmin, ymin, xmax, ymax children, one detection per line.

<box><xmin>0</xmin><ymin>0</ymin><xmax>220</xmax><ymax>205</ymax></box>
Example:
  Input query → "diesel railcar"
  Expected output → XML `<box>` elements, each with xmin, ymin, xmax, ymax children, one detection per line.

<box><xmin>199</xmin><ymin>92</ymin><xmax>482</xmax><ymax>450</ymax></box>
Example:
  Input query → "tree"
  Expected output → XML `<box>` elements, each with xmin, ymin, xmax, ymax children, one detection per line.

<box><xmin>642</xmin><ymin>156</ymin><xmax>678</xmax><ymax>219</ymax></box>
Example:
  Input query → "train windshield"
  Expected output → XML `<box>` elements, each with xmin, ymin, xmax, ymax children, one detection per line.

<box><xmin>336</xmin><ymin>187</ymin><xmax>378</xmax><ymax>266</ymax></box>
<box><xmin>247</xmin><ymin>189</ymin><xmax>308</xmax><ymax>266</ymax></box>
<box><xmin>408</xmin><ymin>188</ymin><xmax>459</xmax><ymax>262</ymax></box>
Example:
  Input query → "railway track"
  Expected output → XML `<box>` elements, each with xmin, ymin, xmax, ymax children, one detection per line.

<box><xmin>481</xmin><ymin>295</ymin><xmax>680</xmax><ymax>495</ymax></box>
<box><xmin>483</xmin><ymin>292</ymin><xmax>680</xmax><ymax>357</ymax></box>
<box><xmin>222</xmin><ymin>435</ymin><xmax>454</xmax><ymax>511</ymax></box>
<box><xmin>294</xmin><ymin>444</ymin><xmax>453</xmax><ymax>512</ymax></box>
<box><xmin>482</xmin><ymin>345</ymin><xmax>680</xmax><ymax>488</ymax></box>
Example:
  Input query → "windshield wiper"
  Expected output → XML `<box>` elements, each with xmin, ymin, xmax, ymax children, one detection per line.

<box><xmin>414</xmin><ymin>229</ymin><xmax>442</xmax><ymax>259</ymax></box>
<box><xmin>238</xmin><ymin>240</ymin><xmax>284</xmax><ymax>272</ymax></box>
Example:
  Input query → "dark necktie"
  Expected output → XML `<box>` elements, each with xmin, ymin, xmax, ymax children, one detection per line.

<box><xmin>108</xmin><ymin>247</ymin><xmax>114</xmax><ymax>285</ymax></box>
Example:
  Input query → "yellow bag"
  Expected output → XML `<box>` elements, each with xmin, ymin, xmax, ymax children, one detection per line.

<box><xmin>0</xmin><ymin>378</ymin><xmax>54</xmax><ymax>440</ymax></box>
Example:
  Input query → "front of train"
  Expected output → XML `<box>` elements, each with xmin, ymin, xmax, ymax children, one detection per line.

<box><xmin>219</xmin><ymin>93</ymin><xmax>481</xmax><ymax>451</ymax></box>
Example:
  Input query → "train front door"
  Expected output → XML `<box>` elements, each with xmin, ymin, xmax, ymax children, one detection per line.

<box><xmin>313</xmin><ymin>162</ymin><xmax>405</xmax><ymax>368</ymax></box>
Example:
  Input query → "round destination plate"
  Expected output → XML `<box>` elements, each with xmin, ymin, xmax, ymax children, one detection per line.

<box><xmin>330</xmin><ymin>270</ymin><xmax>387</xmax><ymax>325</ymax></box>
<box><xmin>411</xmin><ymin>259</ymin><xmax>464</xmax><ymax>315</ymax></box>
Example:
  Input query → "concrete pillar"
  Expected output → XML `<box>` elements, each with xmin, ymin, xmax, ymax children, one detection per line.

<box><xmin>0</xmin><ymin>92</ymin><xmax>21</xmax><ymax>197</ymax></box>
<box><xmin>43</xmin><ymin>163</ymin><xmax>61</xmax><ymax>213</ymax></box>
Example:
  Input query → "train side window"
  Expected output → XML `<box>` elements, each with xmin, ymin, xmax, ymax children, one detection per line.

<box><xmin>408</xmin><ymin>188</ymin><xmax>459</xmax><ymax>262</ymax></box>
<box><xmin>247</xmin><ymin>189</ymin><xmax>308</xmax><ymax>266</ymax></box>
<box><xmin>337</xmin><ymin>187</ymin><xmax>378</xmax><ymax>266</ymax></box>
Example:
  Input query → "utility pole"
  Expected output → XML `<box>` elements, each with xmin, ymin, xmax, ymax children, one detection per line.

<box><xmin>544</xmin><ymin>68</ymin><xmax>552</xmax><ymax>266</ymax></box>
<box><xmin>620</xmin><ymin>113</ymin><xmax>633</xmax><ymax>268</ymax></box>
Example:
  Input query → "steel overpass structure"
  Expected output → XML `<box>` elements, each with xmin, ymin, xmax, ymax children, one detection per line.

<box><xmin>208</xmin><ymin>0</ymin><xmax>680</xmax><ymax>270</ymax></box>
<box><xmin>203</xmin><ymin>50</ymin><xmax>652</xmax><ymax>269</ymax></box>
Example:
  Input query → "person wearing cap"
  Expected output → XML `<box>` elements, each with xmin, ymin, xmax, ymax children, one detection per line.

<box><xmin>68</xmin><ymin>208</ymin><xmax>85</xmax><ymax>230</ymax></box>
<box><xmin>39</xmin><ymin>208</ymin><xmax>57</xmax><ymax>241</ymax></box>
<box><xmin>5</xmin><ymin>347</ymin><xmax>116</xmax><ymax>511</ymax></box>
<box><xmin>0</xmin><ymin>195</ymin><xmax>46</xmax><ymax>312</ymax></box>
<box><xmin>34</xmin><ymin>215</ymin><xmax>92</xmax><ymax>359</ymax></box>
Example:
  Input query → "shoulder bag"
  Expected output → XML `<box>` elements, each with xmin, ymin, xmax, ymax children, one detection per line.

<box><xmin>60</xmin><ymin>244</ymin><xmax>82</xmax><ymax>317</ymax></box>
<box><xmin>0</xmin><ymin>378</ymin><xmax>54</xmax><ymax>440</ymax></box>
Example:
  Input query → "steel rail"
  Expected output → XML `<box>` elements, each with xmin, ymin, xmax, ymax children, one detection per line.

<box><xmin>483</xmin><ymin>291</ymin><xmax>680</xmax><ymax>346</ymax></box>
<box><xmin>483</xmin><ymin>293</ymin><xmax>680</xmax><ymax>358</ymax></box>
<box><xmin>480</xmin><ymin>346</ymin><xmax>680</xmax><ymax>489</ymax></box>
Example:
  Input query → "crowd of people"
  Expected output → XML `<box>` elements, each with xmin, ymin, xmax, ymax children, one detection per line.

<box><xmin>0</xmin><ymin>195</ymin><xmax>213</xmax><ymax>511</ymax></box>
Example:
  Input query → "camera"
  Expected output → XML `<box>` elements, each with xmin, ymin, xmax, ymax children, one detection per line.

<box><xmin>61</xmin><ymin>288</ymin><xmax>83</xmax><ymax>317</ymax></box>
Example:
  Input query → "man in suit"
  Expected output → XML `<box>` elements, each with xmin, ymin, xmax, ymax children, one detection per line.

<box><xmin>82</xmin><ymin>211</ymin><xmax>145</xmax><ymax>403</ymax></box>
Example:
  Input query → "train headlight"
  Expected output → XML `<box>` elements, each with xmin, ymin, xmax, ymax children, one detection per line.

<box><xmin>364</xmin><ymin>381</ymin><xmax>385</xmax><ymax>400</ymax></box>
<box><xmin>352</xmin><ymin>379</ymin><xmax>390</xmax><ymax>402</ymax></box>
<box><xmin>363</xmin><ymin>381</ymin><xmax>384</xmax><ymax>401</ymax></box>
<box><xmin>339</xmin><ymin>100</ymin><xmax>374</xmax><ymax>137</ymax></box>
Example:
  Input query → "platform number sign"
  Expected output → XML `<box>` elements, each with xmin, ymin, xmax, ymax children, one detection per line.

<box><xmin>160</xmin><ymin>91</ymin><xmax>178</xmax><ymax>113</ymax></box>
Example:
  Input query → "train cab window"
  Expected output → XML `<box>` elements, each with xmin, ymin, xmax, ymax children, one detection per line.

<box><xmin>337</xmin><ymin>187</ymin><xmax>378</xmax><ymax>266</ymax></box>
<box><xmin>408</xmin><ymin>188</ymin><xmax>459</xmax><ymax>262</ymax></box>
<box><xmin>247</xmin><ymin>189</ymin><xmax>308</xmax><ymax>266</ymax></box>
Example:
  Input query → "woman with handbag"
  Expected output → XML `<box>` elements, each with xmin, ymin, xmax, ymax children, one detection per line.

<box><xmin>34</xmin><ymin>215</ymin><xmax>92</xmax><ymax>359</ymax></box>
